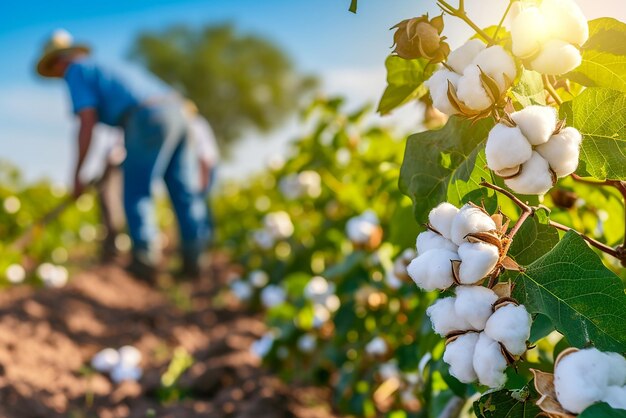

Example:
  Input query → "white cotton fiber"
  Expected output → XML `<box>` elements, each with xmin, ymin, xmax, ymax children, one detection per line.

<box><xmin>365</xmin><ymin>337</ymin><xmax>387</xmax><ymax>356</ymax></box>
<box><xmin>427</xmin><ymin>297</ymin><xmax>472</xmax><ymax>336</ymax></box>
<box><xmin>454</xmin><ymin>285</ymin><xmax>498</xmax><ymax>331</ymax></box>
<box><xmin>416</xmin><ymin>230</ymin><xmax>458</xmax><ymax>255</ymax></box>
<box><xmin>510</xmin><ymin>105</ymin><xmax>558</xmax><ymax>146</ymax></box>
<box><xmin>407</xmin><ymin>249</ymin><xmax>459</xmax><ymax>291</ymax></box>
<box><xmin>91</xmin><ymin>348</ymin><xmax>120</xmax><ymax>373</ymax></box>
<box><xmin>457</xmin><ymin>242</ymin><xmax>500</xmax><ymax>285</ymax></box>
<box><xmin>450</xmin><ymin>204</ymin><xmax>497</xmax><ymax>246</ymax></box>
<box><xmin>473</xmin><ymin>332</ymin><xmax>508</xmax><ymax>388</ymax></box>
<box><xmin>531</xmin><ymin>39</ymin><xmax>582</xmax><ymax>75</ymax></box>
<box><xmin>427</xmin><ymin>70</ymin><xmax>461</xmax><ymax>115</ymax></box>
<box><xmin>536</xmin><ymin>127</ymin><xmax>582</xmax><ymax>177</ymax></box>
<box><xmin>485</xmin><ymin>124</ymin><xmax>533</xmax><ymax>171</ymax></box>
<box><xmin>447</xmin><ymin>39</ymin><xmax>486</xmax><ymax>74</ymax></box>
<box><xmin>472</xmin><ymin>45</ymin><xmax>516</xmax><ymax>92</ymax></box>
<box><xmin>456</xmin><ymin>65</ymin><xmax>492</xmax><ymax>111</ymax></box>
<box><xmin>484</xmin><ymin>304</ymin><xmax>531</xmax><ymax>356</ymax></box>
<box><xmin>602</xmin><ymin>386</ymin><xmax>626</xmax><ymax>411</ymax></box>
<box><xmin>504</xmin><ymin>151</ymin><xmax>554</xmax><ymax>195</ymax></box>
<box><xmin>540</xmin><ymin>0</ymin><xmax>589</xmax><ymax>46</ymax></box>
<box><xmin>510</xmin><ymin>6</ymin><xmax>548</xmax><ymax>58</ymax></box>
<box><xmin>443</xmin><ymin>333</ymin><xmax>479</xmax><ymax>383</ymax></box>
<box><xmin>428</xmin><ymin>202</ymin><xmax>459</xmax><ymax>240</ymax></box>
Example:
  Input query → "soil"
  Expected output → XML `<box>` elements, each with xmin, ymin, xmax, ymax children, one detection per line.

<box><xmin>0</xmin><ymin>254</ymin><xmax>339</xmax><ymax>418</ymax></box>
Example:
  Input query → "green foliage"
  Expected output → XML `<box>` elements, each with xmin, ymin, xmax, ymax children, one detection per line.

<box><xmin>508</xmin><ymin>209</ymin><xmax>559</xmax><ymax>265</ymax></box>
<box><xmin>473</xmin><ymin>385</ymin><xmax>541</xmax><ymax>418</ymax></box>
<box><xmin>378</xmin><ymin>56</ymin><xmax>434</xmax><ymax>115</ymax></box>
<box><xmin>579</xmin><ymin>402</ymin><xmax>626</xmax><ymax>418</ymax></box>
<box><xmin>510</xmin><ymin>70</ymin><xmax>545</xmax><ymax>107</ymax></box>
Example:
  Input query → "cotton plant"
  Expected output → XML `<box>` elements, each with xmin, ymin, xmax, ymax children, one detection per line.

<box><xmin>252</xmin><ymin>211</ymin><xmax>295</xmax><ymax>249</ymax></box>
<box><xmin>279</xmin><ymin>170</ymin><xmax>322</xmax><ymax>200</ymax></box>
<box><xmin>346</xmin><ymin>210</ymin><xmax>383</xmax><ymax>249</ymax></box>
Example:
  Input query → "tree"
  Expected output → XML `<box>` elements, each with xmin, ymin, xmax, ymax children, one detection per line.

<box><xmin>130</xmin><ymin>25</ymin><xmax>316</xmax><ymax>153</ymax></box>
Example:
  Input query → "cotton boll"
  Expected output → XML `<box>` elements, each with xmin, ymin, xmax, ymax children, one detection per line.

<box><xmin>118</xmin><ymin>345</ymin><xmax>142</xmax><ymax>367</ymax></box>
<box><xmin>540</xmin><ymin>0</ymin><xmax>589</xmax><ymax>46</ymax></box>
<box><xmin>426</xmin><ymin>297</ymin><xmax>472</xmax><ymax>336</ymax></box>
<box><xmin>457</xmin><ymin>242</ymin><xmax>500</xmax><ymax>285</ymax></box>
<box><xmin>264</xmin><ymin>211</ymin><xmax>294</xmax><ymax>239</ymax></box>
<box><xmin>251</xmin><ymin>333</ymin><xmax>275</xmax><ymax>358</ymax></box>
<box><xmin>261</xmin><ymin>285</ymin><xmax>286</xmax><ymax>308</ymax></box>
<box><xmin>249</xmin><ymin>270</ymin><xmax>269</xmax><ymax>288</ymax></box>
<box><xmin>472</xmin><ymin>45</ymin><xmax>516</xmax><ymax>92</ymax></box>
<box><xmin>447</xmin><ymin>39</ymin><xmax>486</xmax><ymax>74</ymax></box>
<box><xmin>510</xmin><ymin>6</ymin><xmax>549</xmax><ymax>58</ymax></box>
<box><xmin>473</xmin><ymin>333</ymin><xmax>508</xmax><ymax>388</ymax></box>
<box><xmin>366</xmin><ymin>337</ymin><xmax>388</xmax><ymax>356</ymax></box>
<box><xmin>231</xmin><ymin>280</ymin><xmax>253</xmax><ymax>301</ymax></box>
<box><xmin>454</xmin><ymin>285</ymin><xmax>498</xmax><ymax>330</ymax></box>
<box><xmin>450</xmin><ymin>204</ymin><xmax>497</xmax><ymax>246</ymax></box>
<box><xmin>346</xmin><ymin>211</ymin><xmax>379</xmax><ymax>244</ymax></box>
<box><xmin>297</xmin><ymin>334</ymin><xmax>317</xmax><ymax>354</ymax></box>
<box><xmin>531</xmin><ymin>39</ymin><xmax>582</xmax><ymax>75</ymax></box>
<box><xmin>416</xmin><ymin>230</ymin><xmax>458</xmax><ymax>255</ymax></box>
<box><xmin>510</xmin><ymin>105</ymin><xmax>558</xmax><ymax>146</ymax></box>
<box><xmin>504</xmin><ymin>151</ymin><xmax>554</xmax><ymax>195</ymax></box>
<box><xmin>484</xmin><ymin>304</ymin><xmax>531</xmax><ymax>356</ymax></box>
<box><xmin>443</xmin><ymin>333</ymin><xmax>479</xmax><ymax>383</ymax></box>
<box><xmin>456</xmin><ymin>65</ymin><xmax>492</xmax><ymax>111</ymax></box>
<box><xmin>407</xmin><ymin>249</ymin><xmax>458</xmax><ymax>291</ymax></box>
<box><xmin>428</xmin><ymin>202</ymin><xmax>459</xmax><ymax>240</ymax></box>
<box><xmin>485</xmin><ymin>124</ymin><xmax>533</xmax><ymax>172</ymax></box>
<box><xmin>602</xmin><ymin>386</ymin><xmax>626</xmax><ymax>411</ymax></box>
<box><xmin>427</xmin><ymin>70</ymin><xmax>461</xmax><ymax>115</ymax></box>
<box><xmin>110</xmin><ymin>364</ymin><xmax>142</xmax><ymax>383</ymax></box>
<box><xmin>536</xmin><ymin>127</ymin><xmax>582</xmax><ymax>177</ymax></box>
<box><xmin>379</xmin><ymin>361</ymin><xmax>400</xmax><ymax>381</ymax></box>
<box><xmin>91</xmin><ymin>348</ymin><xmax>120</xmax><ymax>373</ymax></box>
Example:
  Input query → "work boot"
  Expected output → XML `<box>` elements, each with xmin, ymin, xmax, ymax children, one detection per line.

<box><xmin>125</xmin><ymin>251</ymin><xmax>157</xmax><ymax>284</ymax></box>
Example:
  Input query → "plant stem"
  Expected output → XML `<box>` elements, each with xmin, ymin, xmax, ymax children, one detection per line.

<box><xmin>437</xmin><ymin>0</ymin><xmax>495</xmax><ymax>44</ymax></box>
<box><xmin>480</xmin><ymin>181</ymin><xmax>531</xmax><ymax>214</ymax></box>
<box><xmin>491</xmin><ymin>0</ymin><xmax>515</xmax><ymax>45</ymax></box>
<box><xmin>542</xmin><ymin>74</ymin><xmax>563</xmax><ymax>106</ymax></box>
<box><xmin>549</xmin><ymin>220</ymin><xmax>621</xmax><ymax>258</ymax></box>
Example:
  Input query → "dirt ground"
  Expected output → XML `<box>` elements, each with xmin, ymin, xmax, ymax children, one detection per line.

<box><xmin>0</xmin><ymin>254</ymin><xmax>339</xmax><ymax>418</ymax></box>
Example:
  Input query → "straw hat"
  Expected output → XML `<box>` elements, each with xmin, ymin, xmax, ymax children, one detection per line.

<box><xmin>36</xmin><ymin>29</ymin><xmax>90</xmax><ymax>77</ymax></box>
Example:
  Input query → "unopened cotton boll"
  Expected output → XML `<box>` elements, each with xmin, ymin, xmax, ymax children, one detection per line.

<box><xmin>443</xmin><ymin>333</ymin><xmax>479</xmax><ymax>383</ymax></box>
<box><xmin>110</xmin><ymin>364</ymin><xmax>142</xmax><ymax>383</ymax></box>
<box><xmin>260</xmin><ymin>285</ymin><xmax>286</xmax><ymax>308</ymax></box>
<box><xmin>427</xmin><ymin>70</ymin><xmax>461</xmax><ymax>115</ymax></box>
<box><xmin>505</xmin><ymin>151</ymin><xmax>554</xmax><ymax>195</ymax></box>
<box><xmin>457</xmin><ymin>242</ymin><xmax>500</xmax><ymax>285</ymax></box>
<box><xmin>454</xmin><ymin>285</ymin><xmax>498</xmax><ymax>331</ymax></box>
<box><xmin>297</xmin><ymin>334</ymin><xmax>317</xmax><ymax>354</ymax></box>
<box><xmin>471</xmin><ymin>45</ymin><xmax>516</xmax><ymax>92</ymax></box>
<box><xmin>485</xmin><ymin>124</ymin><xmax>533</xmax><ymax>172</ymax></box>
<box><xmin>446</xmin><ymin>39</ymin><xmax>486</xmax><ymax>74</ymax></box>
<box><xmin>416</xmin><ymin>230</ymin><xmax>458</xmax><ymax>255</ymax></box>
<box><xmin>602</xmin><ymin>386</ymin><xmax>626</xmax><ymax>410</ymax></box>
<box><xmin>407</xmin><ymin>249</ymin><xmax>458</xmax><ymax>291</ymax></box>
<box><xmin>510</xmin><ymin>105</ymin><xmax>558</xmax><ymax>146</ymax></box>
<box><xmin>456</xmin><ymin>65</ymin><xmax>492</xmax><ymax>111</ymax></box>
<box><xmin>91</xmin><ymin>348</ymin><xmax>120</xmax><ymax>373</ymax></box>
<box><xmin>484</xmin><ymin>304</ymin><xmax>531</xmax><ymax>356</ymax></box>
<box><xmin>450</xmin><ymin>204</ymin><xmax>497</xmax><ymax>246</ymax></box>
<box><xmin>365</xmin><ymin>337</ymin><xmax>387</xmax><ymax>356</ymax></box>
<box><xmin>473</xmin><ymin>332</ymin><xmax>508</xmax><ymax>388</ymax></box>
<box><xmin>426</xmin><ymin>297</ymin><xmax>472</xmax><ymax>337</ymax></box>
<box><xmin>530</xmin><ymin>39</ymin><xmax>582</xmax><ymax>75</ymax></box>
<box><xmin>536</xmin><ymin>127</ymin><xmax>582</xmax><ymax>177</ymax></box>
<box><xmin>428</xmin><ymin>202</ymin><xmax>459</xmax><ymax>240</ymax></box>
<box><xmin>540</xmin><ymin>0</ymin><xmax>589</xmax><ymax>46</ymax></box>
<box><xmin>510</xmin><ymin>7</ymin><xmax>549</xmax><ymax>58</ymax></box>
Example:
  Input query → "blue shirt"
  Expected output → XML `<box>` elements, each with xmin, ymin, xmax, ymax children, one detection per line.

<box><xmin>64</xmin><ymin>58</ymin><xmax>144</xmax><ymax>126</ymax></box>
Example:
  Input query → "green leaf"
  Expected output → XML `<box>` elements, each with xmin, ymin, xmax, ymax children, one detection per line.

<box><xmin>510</xmin><ymin>70</ymin><xmax>545</xmax><ymax>107</ymax></box>
<box><xmin>348</xmin><ymin>0</ymin><xmax>358</xmax><ymax>13</ymax></box>
<box><xmin>508</xmin><ymin>208</ymin><xmax>559</xmax><ymax>266</ymax></box>
<box><xmin>377</xmin><ymin>56</ymin><xmax>434</xmax><ymax>115</ymax></box>
<box><xmin>560</xmin><ymin>88</ymin><xmax>626</xmax><ymax>180</ymax></box>
<box><xmin>567</xmin><ymin>18</ymin><xmax>626</xmax><ymax>93</ymax></box>
<box><xmin>579</xmin><ymin>402</ymin><xmax>626</xmax><ymax>418</ymax></box>
<box><xmin>399</xmin><ymin>116</ymin><xmax>496</xmax><ymax>222</ymax></box>
<box><xmin>473</xmin><ymin>385</ymin><xmax>541</xmax><ymax>418</ymax></box>
<box><xmin>513</xmin><ymin>231</ymin><xmax>626</xmax><ymax>353</ymax></box>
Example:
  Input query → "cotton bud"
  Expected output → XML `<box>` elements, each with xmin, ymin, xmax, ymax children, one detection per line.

<box><xmin>536</xmin><ymin>127</ymin><xmax>582</xmax><ymax>177</ymax></box>
<box><xmin>471</xmin><ymin>45</ymin><xmax>516</xmax><ymax>92</ymax></box>
<box><xmin>530</xmin><ymin>39</ymin><xmax>582</xmax><ymax>75</ymax></box>
<box><xmin>91</xmin><ymin>348</ymin><xmax>120</xmax><ymax>373</ymax></box>
<box><xmin>365</xmin><ymin>337</ymin><xmax>388</xmax><ymax>356</ymax></box>
<box><xmin>446</xmin><ymin>39</ymin><xmax>486</xmax><ymax>74</ymax></box>
<box><xmin>264</xmin><ymin>211</ymin><xmax>294</xmax><ymax>239</ymax></box>
<box><xmin>456</xmin><ymin>65</ymin><xmax>493</xmax><ymax>111</ymax></box>
<box><xmin>454</xmin><ymin>286</ymin><xmax>498</xmax><ymax>330</ymax></box>
<box><xmin>473</xmin><ymin>332</ymin><xmax>508</xmax><ymax>388</ymax></box>
<box><xmin>416</xmin><ymin>230</ymin><xmax>458</xmax><ymax>255</ymax></box>
<box><xmin>426</xmin><ymin>297</ymin><xmax>472</xmax><ymax>337</ymax></box>
<box><xmin>443</xmin><ymin>333</ymin><xmax>479</xmax><ymax>383</ymax></box>
<box><xmin>426</xmin><ymin>70</ymin><xmax>461</xmax><ymax>116</ymax></box>
<box><xmin>554</xmin><ymin>348</ymin><xmax>626</xmax><ymax>413</ymax></box>
<box><xmin>297</xmin><ymin>334</ymin><xmax>317</xmax><ymax>354</ymax></box>
<box><xmin>260</xmin><ymin>285</ymin><xmax>286</xmax><ymax>308</ymax></box>
<box><xmin>504</xmin><ymin>151</ymin><xmax>554</xmax><ymax>195</ymax></box>
<box><xmin>510</xmin><ymin>105</ymin><xmax>558</xmax><ymax>146</ymax></box>
<box><xmin>251</xmin><ymin>333</ymin><xmax>275</xmax><ymax>358</ymax></box>
<box><xmin>392</xmin><ymin>15</ymin><xmax>450</xmax><ymax>62</ymax></box>
<box><xmin>111</xmin><ymin>364</ymin><xmax>142</xmax><ymax>383</ymax></box>
<box><xmin>456</xmin><ymin>242</ymin><xmax>500</xmax><ymax>285</ymax></box>
<box><xmin>450</xmin><ymin>204</ymin><xmax>497</xmax><ymax>246</ymax></box>
<box><xmin>484</xmin><ymin>303</ymin><xmax>531</xmax><ymax>356</ymax></box>
<box><xmin>541</xmin><ymin>0</ymin><xmax>589</xmax><ymax>46</ymax></box>
<box><xmin>485</xmin><ymin>124</ymin><xmax>533</xmax><ymax>173</ymax></box>
<box><xmin>428</xmin><ymin>202</ymin><xmax>459</xmax><ymax>240</ymax></box>
<box><xmin>407</xmin><ymin>249</ymin><xmax>458</xmax><ymax>291</ymax></box>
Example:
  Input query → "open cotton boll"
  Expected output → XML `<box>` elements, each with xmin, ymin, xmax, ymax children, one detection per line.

<box><xmin>251</xmin><ymin>333</ymin><xmax>275</xmax><ymax>358</ymax></box>
<box><xmin>427</xmin><ymin>70</ymin><xmax>461</xmax><ymax>115</ymax></box>
<box><xmin>91</xmin><ymin>348</ymin><xmax>120</xmax><ymax>373</ymax></box>
<box><xmin>416</xmin><ymin>230</ymin><xmax>458</xmax><ymax>255</ymax></box>
<box><xmin>407</xmin><ymin>249</ymin><xmax>458</xmax><ymax>291</ymax></box>
<box><xmin>472</xmin><ymin>45</ymin><xmax>516</xmax><ymax>92</ymax></box>
<box><xmin>428</xmin><ymin>202</ymin><xmax>459</xmax><ymax>240</ymax></box>
<box><xmin>456</xmin><ymin>65</ymin><xmax>492</xmax><ymax>111</ymax></box>
<box><xmin>457</xmin><ymin>242</ymin><xmax>500</xmax><ymax>285</ymax></box>
<box><xmin>473</xmin><ymin>332</ymin><xmax>508</xmax><ymax>388</ymax></box>
<box><xmin>264</xmin><ymin>211</ymin><xmax>294</xmax><ymax>239</ymax></box>
<box><xmin>297</xmin><ymin>334</ymin><xmax>317</xmax><ymax>354</ymax></box>
<box><xmin>249</xmin><ymin>270</ymin><xmax>269</xmax><ymax>288</ymax></box>
<box><xmin>450</xmin><ymin>204</ymin><xmax>497</xmax><ymax>246</ymax></box>
<box><xmin>602</xmin><ymin>386</ymin><xmax>626</xmax><ymax>411</ymax></box>
<box><xmin>118</xmin><ymin>345</ymin><xmax>142</xmax><ymax>367</ymax></box>
<box><xmin>510</xmin><ymin>7</ymin><xmax>549</xmax><ymax>58</ymax></box>
<box><xmin>485</xmin><ymin>124</ymin><xmax>533</xmax><ymax>172</ymax></box>
<box><xmin>447</xmin><ymin>39</ymin><xmax>486</xmax><ymax>74</ymax></box>
<box><xmin>427</xmin><ymin>297</ymin><xmax>472</xmax><ymax>336</ymax></box>
<box><xmin>443</xmin><ymin>333</ymin><xmax>479</xmax><ymax>383</ymax></box>
<box><xmin>454</xmin><ymin>285</ymin><xmax>498</xmax><ymax>331</ymax></box>
<box><xmin>540</xmin><ymin>0</ymin><xmax>589</xmax><ymax>46</ymax></box>
<box><xmin>484</xmin><ymin>304</ymin><xmax>531</xmax><ymax>356</ymax></box>
<box><xmin>366</xmin><ymin>337</ymin><xmax>388</xmax><ymax>356</ymax></box>
<box><xmin>536</xmin><ymin>127</ymin><xmax>582</xmax><ymax>177</ymax></box>
<box><xmin>110</xmin><ymin>364</ymin><xmax>142</xmax><ymax>383</ymax></box>
<box><xmin>505</xmin><ymin>151</ymin><xmax>554</xmax><ymax>195</ymax></box>
<box><xmin>531</xmin><ymin>40</ymin><xmax>582</xmax><ymax>75</ymax></box>
<box><xmin>261</xmin><ymin>285</ymin><xmax>287</xmax><ymax>308</ymax></box>
<box><xmin>510</xmin><ymin>105</ymin><xmax>558</xmax><ymax>146</ymax></box>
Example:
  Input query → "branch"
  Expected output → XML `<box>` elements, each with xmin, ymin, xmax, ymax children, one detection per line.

<box><xmin>542</xmin><ymin>74</ymin><xmax>563</xmax><ymax>106</ymax></box>
<box><xmin>437</xmin><ymin>0</ymin><xmax>495</xmax><ymax>44</ymax></box>
<box><xmin>491</xmin><ymin>0</ymin><xmax>515</xmax><ymax>45</ymax></box>
<box><xmin>549</xmin><ymin>220</ymin><xmax>621</xmax><ymax>259</ymax></box>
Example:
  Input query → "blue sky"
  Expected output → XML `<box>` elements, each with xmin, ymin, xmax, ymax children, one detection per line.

<box><xmin>0</xmin><ymin>0</ymin><xmax>622</xmax><ymax>184</ymax></box>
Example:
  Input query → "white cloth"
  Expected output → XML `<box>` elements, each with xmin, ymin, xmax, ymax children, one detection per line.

<box><xmin>188</xmin><ymin>115</ymin><xmax>219</xmax><ymax>165</ymax></box>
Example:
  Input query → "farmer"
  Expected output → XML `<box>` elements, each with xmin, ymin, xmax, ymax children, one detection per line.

<box><xmin>35</xmin><ymin>29</ymin><xmax>210</xmax><ymax>279</ymax></box>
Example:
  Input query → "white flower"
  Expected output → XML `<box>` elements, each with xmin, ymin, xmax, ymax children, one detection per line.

<box><xmin>249</xmin><ymin>270</ymin><xmax>269</xmax><ymax>288</ymax></box>
<box><xmin>91</xmin><ymin>348</ymin><xmax>120</xmax><ymax>373</ymax></box>
<box><xmin>5</xmin><ymin>264</ymin><xmax>26</xmax><ymax>284</ymax></box>
<box><xmin>485</xmin><ymin>124</ymin><xmax>533</xmax><ymax>172</ymax></box>
<box><xmin>428</xmin><ymin>202</ymin><xmax>459</xmax><ymax>240</ymax></box>
<box><xmin>365</xmin><ymin>337</ymin><xmax>387</xmax><ymax>356</ymax></box>
<box><xmin>504</xmin><ymin>151</ymin><xmax>554</xmax><ymax>195</ymax></box>
<box><xmin>251</xmin><ymin>333</ymin><xmax>275</xmax><ymax>358</ymax></box>
<box><xmin>416</xmin><ymin>230</ymin><xmax>458</xmax><ymax>255</ymax></box>
<box><xmin>260</xmin><ymin>284</ymin><xmax>286</xmax><ymax>308</ymax></box>
<box><xmin>443</xmin><ymin>333</ymin><xmax>479</xmax><ymax>383</ymax></box>
<box><xmin>454</xmin><ymin>285</ymin><xmax>498</xmax><ymax>331</ymax></box>
<box><xmin>230</xmin><ymin>280</ymin><xmax>253</xmax><ymax>301</ymax></box>
<box><xmin>426</xmin><ymin>297</ymin><xmax>472</xmax><ymax>337</ymax></box>
<box><xmin>484</xmin><ymin>304</ymin><xmax>531</xmax><ymax>356</ymax></box>
<box><xmin>457</xmin><ymin>242</ymin><xmax>500</xmax><ymax>285</ymax></box>
<box><xmin>297</xmin><ymin>334</ymin><xmax>317</xmax><ymax>354</ymax></box>
<box><xmin>264</xmin><ymin>211</ymin><xmax>294</xmax><ymax>239</ymax></box>
<box><xmin>346</xmin><ymin>210</ymin><xmax>379</xmax><ymax>245</ymax></box>
<box><xmin>450</xmin><ymin>204</ymin><xmax>497</xmax><ymax>246</ymax></box>
<box><xmin>536</xmin><ymin>127</ymin><xmax>582</xmax><ymax>177</ymax></box>
<box><xmin>407</xmin><ymin>249</ymin><xmax>458</xmax><ymax>291</ymax></box>
<box><xmin>473</xmin><ymin>332</ymin><xmax>508</xmax><ymax>388</ymax></box>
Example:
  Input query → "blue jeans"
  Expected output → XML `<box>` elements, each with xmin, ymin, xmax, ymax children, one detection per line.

<box><xmin>122</xmin><ymin>102</ymin><xmax>210</xmax><ymax>264</ymax></box>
